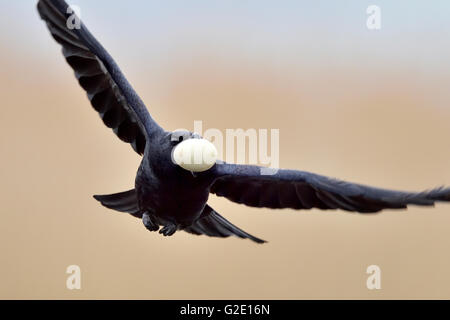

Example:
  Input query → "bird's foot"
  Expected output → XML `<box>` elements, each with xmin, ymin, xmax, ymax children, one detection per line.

<box><xmin>142</xmin><ymin>212</ymin><xmax>159</xmax><ymax>232</ymax></box>
<box><xmin>159</xmin><ymin>223</ymin><xmax>177</xmax><ymax>236</ymax></box>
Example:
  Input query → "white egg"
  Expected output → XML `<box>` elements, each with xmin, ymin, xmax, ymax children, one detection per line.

<box><xmin>172</xmin><ymin>138</ymin><xmax>218</xmax><ymax>172</ymax></box>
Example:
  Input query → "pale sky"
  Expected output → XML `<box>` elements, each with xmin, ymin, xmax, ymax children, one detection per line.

<box><xmin>2</xmin><ymin>0</ymin><xmax>450</xmax><ymax>72</ymax></box>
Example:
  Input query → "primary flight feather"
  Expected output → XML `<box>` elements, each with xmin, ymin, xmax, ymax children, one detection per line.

<box><xmin>38</xmin><ymin>0</ymin><xmax>450</xmax><ymax>243</ymax></box>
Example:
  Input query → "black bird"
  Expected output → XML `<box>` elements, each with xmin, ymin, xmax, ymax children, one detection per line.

<box><xmin>37</xmin><ymin>0</ymin><xmax>450</xmax><ymax>243</ymax></box>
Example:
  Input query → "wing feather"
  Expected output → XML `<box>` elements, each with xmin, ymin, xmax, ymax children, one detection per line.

<box><xmin>37</xmin><ymin>0</ymin><xmax>164</xmax><ymax>155</ymax></box>
<box><xmin>211</xmin><ymin>163</ymin><xmax>450</xmax><ymax>213</ymax></box>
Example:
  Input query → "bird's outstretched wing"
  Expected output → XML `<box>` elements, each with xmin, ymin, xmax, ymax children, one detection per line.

<box><xmin>37</xmin><ymin>0</ymin><xmax>164</xmax><ymax>154</ymax></box>
<box><xmin>210</xmin><ymin>163</ymin><xmax>450</xmax><ymax>213</ymax></box>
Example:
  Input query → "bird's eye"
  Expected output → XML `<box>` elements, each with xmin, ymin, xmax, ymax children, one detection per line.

<box><xmin>170</xmin><ymin>130</ymin><xmax>191</xmax><ymax>144</ymax></box>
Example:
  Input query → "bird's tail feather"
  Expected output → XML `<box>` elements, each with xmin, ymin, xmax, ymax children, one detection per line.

<box><xmin>93</xmin><ymin>189</ymin><xmax>141</xmax><ymax>218</ymax></box>
<box><xmin>184</xmin><ymin>205</ymin><xmax>267</xmax><ymax>244</ymax></box>
<box><xmin>93</xmin><ymin>191</ymin><xmax>266</xmax><ymax>243</ymax></box>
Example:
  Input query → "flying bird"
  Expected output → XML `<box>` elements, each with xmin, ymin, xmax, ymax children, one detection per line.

<box><xmin>37</xmin><ymin>0</ymin><xmax>450</xmax><ymax>243</ymax></box>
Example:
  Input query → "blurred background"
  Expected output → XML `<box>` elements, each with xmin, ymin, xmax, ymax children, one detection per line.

<box><xmin>1</xmin><ymin>0</ymin><xmax>450</xmax><ymax>299</ymax></box>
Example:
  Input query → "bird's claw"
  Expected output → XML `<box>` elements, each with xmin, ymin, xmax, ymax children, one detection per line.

<box><xmin>142</xmin><ymin>212</ymin><xmax>159</xmax><ymax>232</ymax></box>
<box><xmin>159</xmin><ymin>224</ymin><xmax>177</xmax><ymax>236</ymax></box>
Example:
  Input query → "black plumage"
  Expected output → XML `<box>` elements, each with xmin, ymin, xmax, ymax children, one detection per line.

<box><xmin>38</xmin><ymin>0</ymin><xmax>450</xmax><ymax>243</ymax></box>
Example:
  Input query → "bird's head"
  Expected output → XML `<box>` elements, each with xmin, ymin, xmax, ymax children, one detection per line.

<box><xmin>167</xmin><ymin>129</ymin><xmax>218</xmax><ymax>173</ymax></box>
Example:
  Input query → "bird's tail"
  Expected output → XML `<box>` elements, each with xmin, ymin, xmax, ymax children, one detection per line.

<box><xmin>93</xmin><ymin>189</ymin><xmax>142</xmax><ymax>218</ymax></box>
<box><xmin>93</xmin><ymin>191</ymin><xmax>266</xmax><ymax>243</ymax></box>
<box><xmin>183</xmin><ymin>205</ymin><xmax>267</xmax><ymax>244</ymax></box>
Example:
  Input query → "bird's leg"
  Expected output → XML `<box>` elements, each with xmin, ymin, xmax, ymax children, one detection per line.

<box><xmin>159</xmin><ymin>222</ymin><xmax>178</xmax><ymax>236</ymax></box>
<box><xmin>142</xmin><ymin>212</ymin><xmax>159</xmax><ymax>232</ymax></box>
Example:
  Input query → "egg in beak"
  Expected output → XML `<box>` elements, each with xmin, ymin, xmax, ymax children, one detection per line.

<box><xmin>172</xmin><ymin>138</ymin><xmax>218</xmax><ymax>172</ymax></box>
